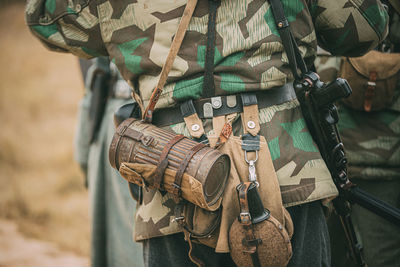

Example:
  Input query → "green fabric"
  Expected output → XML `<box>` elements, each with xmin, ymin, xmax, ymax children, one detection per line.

<box><xmin>32</xmin><ymin>24</ymin><xmax>58</xmax><ymax>39</ymax></box>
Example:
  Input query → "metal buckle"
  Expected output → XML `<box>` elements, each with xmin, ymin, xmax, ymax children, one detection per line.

<box><xmin>240</xmin><ymin>212</ymin><xmax>252</xmax><ymax>223</ymax></box>
<box><xmin>171</xmin><ymin>216</ymin><xmax>185</xmax><ymax>223</ymax></box>
<box><xmin>244</xmin><ymin>150</ymin><xmax>259</xmax><ymax>163</ymax></box>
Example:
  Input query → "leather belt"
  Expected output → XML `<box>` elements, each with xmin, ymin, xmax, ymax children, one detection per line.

<box><xmin>152</xmin><ymin>83</ymin><xmax>297</xmax><ymax>127</ymax></box>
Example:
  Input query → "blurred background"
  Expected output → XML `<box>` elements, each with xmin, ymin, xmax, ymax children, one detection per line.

<box><xmin>0</xmin><ymin>1</ymin><xmax>90</xmax><ymax>266</ymax></box>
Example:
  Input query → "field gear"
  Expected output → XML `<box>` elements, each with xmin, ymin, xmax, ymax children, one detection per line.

<box><xmin>339</xmin><ymin>51</ymin><xmax>400</xmax><ymax>111</ymax></box>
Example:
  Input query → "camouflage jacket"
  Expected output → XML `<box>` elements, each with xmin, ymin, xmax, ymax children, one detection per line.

<box><xmin>316</xmin><ymin>53</ymin><xmax>400</xmax><ymax>182</ymax></box>
<box><xmin>26</xmin><ymin>0</ymin><xmax>388</xmax><ymax>243</ymax></box>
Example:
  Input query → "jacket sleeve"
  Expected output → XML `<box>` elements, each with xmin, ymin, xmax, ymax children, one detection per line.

<box><xmin>25</xmin><ymin>0</ymin><xmax>107</xmax><ymax>58</ymax></box>
<box><xmin>310</xmin><ymin>0</ymin><xmax>389</xmax><ymax>57</ymax></box>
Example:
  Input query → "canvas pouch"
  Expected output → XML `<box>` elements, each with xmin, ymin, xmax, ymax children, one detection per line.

<box><xmin>339</xmin><ymin>51</ymin><xmax>400</xmax><ymax>111</ymax></box>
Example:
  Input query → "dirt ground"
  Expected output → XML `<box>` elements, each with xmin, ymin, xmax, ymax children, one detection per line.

<box><xmin>0</xmin><ymin>2</ymin><xmax>90</xmax><ymax>266</ymax></box>
<box><xmin>0</xmin><ymin>220</ymin><xmax>88</xmax><ymax>267</ymax></box>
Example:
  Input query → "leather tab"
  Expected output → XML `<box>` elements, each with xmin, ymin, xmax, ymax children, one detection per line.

<box><xmin>242</xmin><ymin>104</ymin><xmax>260</xmax><ymax>136</ymax></box>
<box><xmin>219</xmin><ymin>123</ymin><xmax>233</xmax><ymax>143</ymax></box>
<box><xmin>184</xmin><ymin>113</ymin><xmax>205</xmax><ymax>138</ymax></box>
<box><xmin>208</xmin><ymin>115</ymin><xmax>226</xmax><ymax>148</ymax></box>
<box><xmin>364</xmin><ymin>71</ymin><xmax>377</xmax><ymax>112</ymax></box>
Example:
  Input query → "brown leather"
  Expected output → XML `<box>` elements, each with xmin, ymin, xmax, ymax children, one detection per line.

<box><xmin>184</xmin><ymin>113</ymin><xmax>205</xmax><ymax>138</ymax></box>
<box><xmin>242</xmin><ymin>104</ymin><xmax>260</xmax><ymax>136</ymax></box>
<box><xmin>339</xmin><ymin>51</ymin><xmax>400</xmax><ymax>111</ymax></box>
<box><xmin>173</xmin><ymin>143</ymin><xmax>207</xmax><ymax>197</ymax></box>
<box><xmin>110</xmin><ymin>118</ymin><xmax>230</xmax><ymax>211</ymax></box>
<box><xmin>219</xmin><ymin>123</ymin><xmax>232</xmax><ymax>143</ymax></box>
<box><xmin>364</xmin><ymin>71</ymin><xmax>377</xmax><ymax>112</ymax></box>
<box><xmin>143</xmin><ymin>0</ymin><xmax>198</xmax><ymax>122</ymax></box>
<box><xmin>238</xmin><ymin>182</ymin><xmax>260</xmax><ymax>254</ymax></box>
<box><xmin>184</xmin><ymin>230</ymin><xmax>206</xmax><ymax>267</ymax></box>
<box><xmin>152</xmin><ymin>134</ymin><xmax>185</xmax><ymax>190</ymax></box>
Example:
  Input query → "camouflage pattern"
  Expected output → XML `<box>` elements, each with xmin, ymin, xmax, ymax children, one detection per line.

<box><xmin>338</xmin><ymin>103</ymin><xmax>400</xmax><ymax>180</ymax></box>
<box><xmin>26</xmin><ymin>0</ymin><xmax>388</xmax><ymax>242</ymax></box>
<box><xmin>315</xmin><ymin>54</ymin><xmax>400</xmax><ymax>181</ymax></box>
<box><xmin>26</xmin><ymin>0</ymin><xmax>388</xmax><ymax>110</ymax></box>
<box><xmin>134</xmin><ymin>99</ymin><xmax>337</xmax><ymax>242</ymax></box>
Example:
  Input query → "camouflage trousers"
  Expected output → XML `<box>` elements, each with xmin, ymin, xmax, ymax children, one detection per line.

<box><xmin>143</xmin><ymin>201</ymin><xmax>330</xmax><ymax>267</ymax></box>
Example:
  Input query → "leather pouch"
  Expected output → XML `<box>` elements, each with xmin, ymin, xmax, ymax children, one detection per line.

<box><xmin>339</xmin><ymin>51</ymin><xmax>400</xmax><ymax>111</ymax></box>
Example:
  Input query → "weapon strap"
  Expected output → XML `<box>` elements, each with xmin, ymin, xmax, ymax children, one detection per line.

<box><xmin>143</xmin><ymin>0</ymin><xmax>198</xmax><ymax>122</ymax></box>
<box><xmin>202</xmin><ymin>0</ymin><xmax>220</xmax><ymax>97</ymax></box>
<box><xmin>268</xmin><ymin>0</ymin><xmax>308</xmax><ymax>80</ymax></box>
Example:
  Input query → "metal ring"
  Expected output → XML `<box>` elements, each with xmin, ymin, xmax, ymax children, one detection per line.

<box><xmin>244</xmin><ymin>150</ymin><xmax>258</xmax><ymax>164</ymax></box>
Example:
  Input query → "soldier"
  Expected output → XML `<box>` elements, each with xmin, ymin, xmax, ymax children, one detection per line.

<box><xmin>75</xmin><ymin>57</ymin><xmax>144</xmax><ymax>267</ymax></box>
<box><xmin>317</xmin><ymin>2</ymin><xmax>400</xmax><ymax>266</ymax></box>
<box><xmin>25</xmin><ymin>0</ymin><xmax>388</xmax><ymax>266</ymax></box>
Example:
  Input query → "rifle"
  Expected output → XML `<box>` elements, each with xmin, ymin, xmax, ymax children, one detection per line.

<box><xmin>294</xmin><ymin>72</ymin><xmax>400</xmax><ymax>267</ymax></box>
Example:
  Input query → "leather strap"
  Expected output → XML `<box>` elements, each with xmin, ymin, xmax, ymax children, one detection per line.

<box><xmin>202</xmin><ymin>0</ymin><xmax>220</xmax><ymax>97</ymax></box>
<box><xmin>173</xmin><ymin>143</ymin><xmax>206</xmax><ymax>197</ymax></box>
<box><xmin>184</xmin><ymin>230</ymin><xmax>206</xmax><ymax>267</ymax></box>
<box><xmin>181</xmin><ymin>100</ymin><xmax>205</xmax><ymax>138</ymax></box>
<box><xmin>238</xmin><ymin>182</ymin><xmax>262</xmax><ymax>267</ymax></box>
<box><xmin>268</xmin><ymin>0</ymin><xmax>308</xmax><ymax>80</ymax></box>
<box><xmin>151</xmin><ymin>83</ymin><xmax>296</xmax><ymax>127</ymax></box>
<box><xmin>152</xmin><ymin>135</ymin><xmax>185</xmax><ymax>190</ymax></box>
<box><xmin>143</xmin><ymin>0</ymin><xmax>198</xmax><ymax>122</ymax></box>
<box><xmin>364</xmin><ymin>71</ymin><xmax>377</xmax><ymax>112</ymax></box>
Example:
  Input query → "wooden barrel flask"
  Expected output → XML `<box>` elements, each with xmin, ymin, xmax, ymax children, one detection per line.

<box><xmin>109</xmin><ymin>118</ymin><xmax>230</xmax><ymax>207</ymax></box>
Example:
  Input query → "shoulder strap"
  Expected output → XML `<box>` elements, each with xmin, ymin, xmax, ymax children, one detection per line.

<box><xmin>143</xmin><ymin>0</ymin><xmax>198</xmax><ymax>122</ymax></box>
<box><xmin>268</xmin><ymin>0</ymin><xmax>308</xmax><ymax>80</ymax></box>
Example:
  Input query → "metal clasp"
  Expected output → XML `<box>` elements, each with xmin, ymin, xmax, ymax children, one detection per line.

<box><xmin>171</xmin><ymin>216</ymin><xmax>185</xmax><ymax>223</ymax></box>
<box><xmin>244</xmin><ymin>150</ymin><xmax>259</xmax><ymax>185</ymax></box>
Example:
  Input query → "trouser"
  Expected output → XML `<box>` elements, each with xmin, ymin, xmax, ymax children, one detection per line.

<box><xmin>329</xmin><ymin>178</ymin><xmax>400</xmax><ymax>267</ymax></box>
<box><xmin>75</xmin><ymin>94</ymin><xmax>144</xmax><ymax>267</ymax></box>
<box><xmin>142</xmin><ymin>200</ymin><xmax>330</xmax><ymax>267</ymax></box>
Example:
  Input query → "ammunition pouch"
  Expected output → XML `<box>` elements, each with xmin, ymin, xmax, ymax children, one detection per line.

<box><xmin>339</xmin><ymin>51</ymin><xmax>400</xmax><ymax>112</ymax></box>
